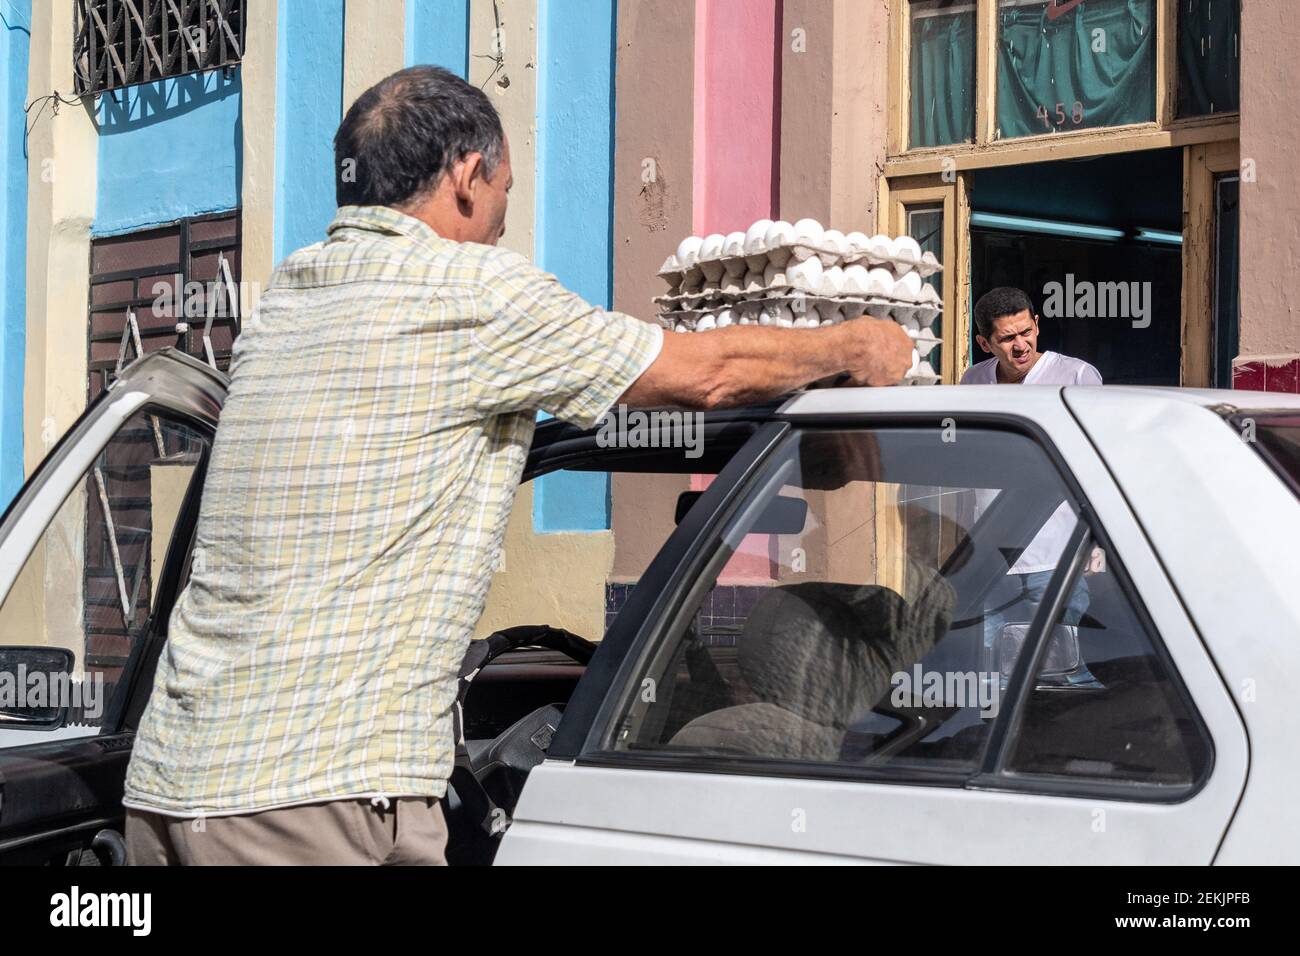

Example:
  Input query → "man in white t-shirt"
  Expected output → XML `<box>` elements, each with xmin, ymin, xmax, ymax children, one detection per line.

<box><xmin>961</xmin><ymin>287</ymin><xmax>1101</xmax><ymax>687</ymax></box>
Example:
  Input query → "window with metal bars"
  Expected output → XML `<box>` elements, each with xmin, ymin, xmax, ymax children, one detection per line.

<box><xmin>88</xmin><ymin>211</ymin><xmax>241</xmax><ymax>402</ymax></box>
<box><xmin>73</xmin><ymin>0</ymin><xmax>245</xmax><ymax>97</ymax></box>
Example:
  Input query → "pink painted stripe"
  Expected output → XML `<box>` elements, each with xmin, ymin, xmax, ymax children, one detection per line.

<box><xmin>692</xmin><ymin>0</ymin><xmax>781</xmax><ymax>235</ymax></box>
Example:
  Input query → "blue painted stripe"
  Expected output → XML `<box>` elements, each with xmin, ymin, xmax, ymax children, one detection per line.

<box><xmin>405</xmin><ymin>0</ymin><xmax>470</xmax><ymax>77</ymax></box>
<box><xmin>275</xmin><ymin>0</ymin><xmax>345</xmax><ymax>260</ymax></box>
<box><xmin>533</xmin><ymin>0</ymin><xmax>618</xmax><ymax>533</ymax></box>
<box><xmin>0</xmin><ymin>0</ymin><xmax>31</xmax><ymax>504</ymax></box>
<box><xmin>94</xmin><ymin>70</ymin><xmax>242</xmax><ymax>236</ymax></box>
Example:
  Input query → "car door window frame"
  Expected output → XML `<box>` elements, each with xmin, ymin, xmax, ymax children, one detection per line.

<box><xmin>563</xmin><ymin>413</ymin><xmax>1215</xmax><ymax>803</ymax></box>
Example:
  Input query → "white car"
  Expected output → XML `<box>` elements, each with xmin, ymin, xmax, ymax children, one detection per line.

<box><xmin>0</xmin><ymin>349</ymin><xmax>1296</xmax><ymax>865</ymax></box>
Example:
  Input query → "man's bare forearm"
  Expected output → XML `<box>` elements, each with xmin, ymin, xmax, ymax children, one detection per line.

<box><xmin>620</xmin><ymin>318</ymin><xmax>913</xmax><ymax>409</ymax></box>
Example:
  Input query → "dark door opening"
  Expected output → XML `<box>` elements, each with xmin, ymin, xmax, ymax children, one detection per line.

<box><xmin>970</xmin><ymin>149</ymin><xmax>1184</xmax><ymax>386</ymax></box>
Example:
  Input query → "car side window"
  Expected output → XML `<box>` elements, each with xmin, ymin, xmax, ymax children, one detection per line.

<box><xmin>1001</xmin><ymin>547</ymin><xmax>1210</xmax><ymax>789</ymax></box>
<box><xmin>608</xmin><ymin>426</ymin><xmax>1087</xmax><ymax>777</ymax></box>
<box><xmin>0</xmin><ymin>408</ymin><xmax>207</xmax><ymax>748</ymax></box>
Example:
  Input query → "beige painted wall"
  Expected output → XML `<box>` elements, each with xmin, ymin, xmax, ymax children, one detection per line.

<box><xmin>607</xmin><ymin>0</ymin><xmax>696</xmax><ymax>584</ymax></box>
<box><xmin>475</xmin><ymin>481</ymin><xmax>614</xmax><ymax>640</ymax></box>
<box><xmin>779</xmin><ymin>0</ymin><xmax>889</xmax><ymax>231</ymax></box>
<box><xmin>240</xmin><ymin>0</ymin><xmax>279</xmax><ymax>293</ymax></box>
<box><xmin>469</xmin><ymin>0</ymin><xmax>537</xmax><ymax>259</ymax></box>
<box><xmin>24</xmin><ymin>0</ymin><xmax>95</xmax><ymax>479</ymax></box>
<box><xmin>1238</xmin><ymin>0</ymin><xmax>1300</xmax><ymax>358</ymax></box>
<box><xmin>343</xmin><ymin>0</ymin><xmax>407</xmax><ymax>113</ymax></box>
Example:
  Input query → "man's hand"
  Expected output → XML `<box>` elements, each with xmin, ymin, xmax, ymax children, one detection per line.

<box><xmin>840</xmin><ymin>316</ymin><xmax>915</xmax><ymax>387</ymax></box>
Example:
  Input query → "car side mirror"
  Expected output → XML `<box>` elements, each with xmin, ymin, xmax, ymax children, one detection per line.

<box><xmin>675</xmin><ymin>491</ymin><xmax>808</xmax><ymax>535</ymax></box>
<box><xmin>0</xmin><ymin>646</ymin><xmax>74</xmax><ymax>730</ymax></box>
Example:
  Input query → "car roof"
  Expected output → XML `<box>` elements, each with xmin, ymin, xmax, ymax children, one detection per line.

<box><xmin>779</xmin><ymin>383</ymin><xmax>1300</xmax><ymax>418</ymax></box>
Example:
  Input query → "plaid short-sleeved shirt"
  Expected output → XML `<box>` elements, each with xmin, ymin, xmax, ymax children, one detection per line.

<box><xmin>123</xmin><ymin>205</ymin><xmax>662</xmax><ymax>816</ymax></box>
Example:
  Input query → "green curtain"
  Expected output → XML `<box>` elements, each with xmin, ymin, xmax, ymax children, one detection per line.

<box><xmin>910</xmin><ymin>7</ymin><xmax>976</xmax><ymax>148</ymax></box>
<box><xmin>1177</xmin><ymin>0</ymin><xmax>1240</xmax><ymax>117</ymax></box>
<box><xmin>997</xmin><ymin>0</ymin><xmax>1155</xmax><ymax>139</ymax></box>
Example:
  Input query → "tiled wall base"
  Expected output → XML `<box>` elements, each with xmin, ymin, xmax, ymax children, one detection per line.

<box><xmin>1233</xmin><ymin>355</ymin><xmax>1300</xmax><ymax>392</ymax></box>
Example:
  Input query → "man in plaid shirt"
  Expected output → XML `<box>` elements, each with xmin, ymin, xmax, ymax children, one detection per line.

<box><xmin>123</xmin><ymin>66</ymin><xmax>912</xmax><ymax>865</ymax></box>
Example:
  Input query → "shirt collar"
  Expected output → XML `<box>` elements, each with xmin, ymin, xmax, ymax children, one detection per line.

<box><xmin>326</xmin><ymin>205</ymin><xmax>447</xmax><ymax>245</ymax></box>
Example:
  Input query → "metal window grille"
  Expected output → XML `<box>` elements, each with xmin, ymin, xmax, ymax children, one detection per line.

<box><xmin>73</xmin><ymin>0</ymin><xmax>245</xmax><ymax>97</ymax></box>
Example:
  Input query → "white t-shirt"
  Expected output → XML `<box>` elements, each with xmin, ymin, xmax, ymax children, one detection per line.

<box><xmin>962</xmin><ymin>351</ymin><xmax>1102</xmax><ymax>573</ymax></box>
<box><xmin>960</xmin><ymin>350</ymin><xmax>1102</xmax><ymax>386</ymax></box>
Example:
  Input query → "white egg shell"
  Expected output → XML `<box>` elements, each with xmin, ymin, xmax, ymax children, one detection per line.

<box><xmin>695</xmin><ymin>312</ymin><xmax>718</xmax><ymax>331</ymax></box>
<box><xmin>845</xmin><ymin>231</ymin><xmax>871</xmax><ymax>256</ymax></box>
<box><xmin>774</xmin><ymin>304</ymin><xmax>795</xmax><ymax>328</ymax></box>
<box><xmin>821</xmin><ymin>229</ymin><xmax>847</xmax><ymax>256</ymax></box>
<box><xmin>792</xmin><ymin>218</ymin><xmax>824</xmax><ymax>247</ymax></box>
<box><xmin>787</xmin><ymin>255</ymin><xmax>823</xmax><ymax>292</ymax></box>
<box><xmin>764</xmin><ymin>220</ymin><xmax>795</xmax><ymax>250</ymax></box>
<box><xmin>744</xmin><ymin>219</ymin><xmax>774</xmax><ymax>255</ymax></box>
<box><xmin>723</xmin><ymin>231</ymin><xmax>747</xmax><ymax>258</ymax></box>
<box><xmin>715</xmin><ymin>308</ymin><xmax>735</xmax><ymax>328</ymax></box>
<box><xmin>842</xmin><ymin>264</ymin><xmax>872</xmax><ymax>294</ymax></box>
<box><xmin>891</xmin><ymin>236</ymin><xmax>923</xmax><ymax>266</ymax></box>
<box><xmin>867</xmin><ymin>234</ymin><xmax>893</xmax><ymax>262</ymax></box>
<box><xmin>700</xmin><ymin>233</ymin><xmax>727</xmax><ymax>262</ymax></box>
<box><xmin>865</xmin><ymin>267</ymin><xmax>896</xmax><ymax>297</ymax></box>
<box><xmin>895</xmin><ymin>270</ymin><xmax>923</xmax><ymax>302</ymax></box>
<box><xmin>819</xmin><ymin>265</ymin><xmax>845</xmax><ymax>296</ymax></box>
<box><xmin>676</xmin><ymin>235</ymin><xmax>703</xmax><ymax>268</ymax></box>
<box><xmin>763</xmin><ymin>261</ymin><xmax>789</xmax><ymax>288</ymax></box>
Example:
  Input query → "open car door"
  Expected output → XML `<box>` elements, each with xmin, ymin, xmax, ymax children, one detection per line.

<box><xmin>0</xmin><ymin>350</ymin><xmax>226</xmax><ymax>864</ymax></box>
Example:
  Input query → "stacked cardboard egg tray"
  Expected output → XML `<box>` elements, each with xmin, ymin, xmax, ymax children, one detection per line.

<box><xmin>656</xmin><ymin>218</ymin><xmax>943</xmax><ymax>385</ymax></box>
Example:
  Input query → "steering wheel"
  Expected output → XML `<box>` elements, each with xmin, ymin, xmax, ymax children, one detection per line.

<box><xmin>446</xmin><ymin>625</ymin><xmax>594</xmax><ymax>862</ymax></box>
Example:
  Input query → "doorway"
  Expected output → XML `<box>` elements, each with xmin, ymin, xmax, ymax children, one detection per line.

<box><xmin>968</xmin><ymin>149</ymin><xmax>1185</xmax><ymax>386</ymax></box>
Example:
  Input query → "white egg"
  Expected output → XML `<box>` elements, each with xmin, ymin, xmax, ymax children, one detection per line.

<box><xmin>723</xmin><ymin>231</ymin><xmax>747</xmax><ymax>257</ymax></box>
<box><xmin>744</xmin><ymin>219</ymin><xmax>774</xmax><ymax>255</ymax></box>
<box><xmin>865</xmin><ymin>267</ymin><xmax>896</xmax><ymax>297</ymax></box>
<box><xmin>696</xmin><ymin>313</ymin><xmax>717</xmax><ymax>331</ymax></box>
<box><xmin>774</xmin><ymin>304</ymin><xmax>795</xmax><ymax>328</ymax></box>
<box><xmin>895</xmin><ymin>270</ymin><xmax>923</xmax><ymax>301</ymax></box>
<box><xmin>821</xmin><ymin>229</ymin><xmax>847</xmax><ymax>256</ymax></box>
<box><xmin>716</xmin><ymin>308</ymin><xmax>734</xmax><ymax>328</ymax></box>
<box><xmin>845</xmin><ymin>231</ymin><xmax>871</xmax><ymax>255</ymax></box>
<box><xmin>764</xmin><ymin>220</ymin><xmax>795</xmax><ymax>250</ymax></box>
<box><xmin>867</xmin><ymin>234</ymin><xmax>893</xmax><ymax>262</ymax></box>
<box><xmin>763</xmin><ymin>261</ymin><xmax>788</xmax><ymax>288</ymax></box>
<box><xmin>843</xmin><ymin>264</ymin><xmax>872</xmax><ymax>294</ymax></box>
<box><xmin>757</xmin><ymin>308</ymin><xmax>775</xmax><ymax>326</ymax></box>
<box><xmin>819</xmin><ymin>265</ymin><xmax>845</xmax><ymax>296</ymax></box>
<box><xmin>676</xmin><ymin>235</ymin><xmax>703</xmax><ymax>268</ymax></box>
<box><xmin>743</xmin><ymin>269</ymin><xmax>765</xmax><ymax>292</ymax></box>
<box><xmin>787</xmin><ymin>255</ymin><xmax>823</xmax><ymax>291</ymax></box>
<box><xmin>891</xmin><ymin>235</ymin><xmax>923</xmax><ymax>266</ymax></box>
<box><xmin>792</xmin><ymin>218</ymin><xmax>824</xmax><ymax>247</ymax></box>
<box><xmin>700</xmin><ymin>233</ymin><xmax>726</xmax><ymax>261</ymax></box>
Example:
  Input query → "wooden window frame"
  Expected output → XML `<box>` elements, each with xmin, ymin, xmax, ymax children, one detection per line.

<box><xmin>887</xmin><ymin>0</ymin><xmax>1242</xmax><ymax>387</ymax></box>
<box><xmin>888</xmin><ymin>0</ymin><xmax>1240</xmax><ymax>176</ymax></box>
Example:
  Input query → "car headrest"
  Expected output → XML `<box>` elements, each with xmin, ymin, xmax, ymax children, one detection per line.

<box><xmin>736</xmin><ymin>564</ymin><xmax>955</xmax><ymax>728</ymax></box>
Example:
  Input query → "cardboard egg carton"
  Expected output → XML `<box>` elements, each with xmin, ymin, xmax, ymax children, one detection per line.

<box><xmin>655</xmin><ymin>289</ymin><xmax>943</xmax><ymax>329</ymax></box>
<box><xmin>657</xmin><ymin>218</ymin><xmax>943</xmax><ymax>295</ymax></box>
<box><xmin>659</xmin><ymin>303</ymin><xmax>942</xmax><ymax>360</ymax></box>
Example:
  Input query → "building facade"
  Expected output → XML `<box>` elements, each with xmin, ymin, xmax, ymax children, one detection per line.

<box><xmin>1</xmin><ymin>0</ymin><xmax>1295</xmax><ymax>645</ymax></box>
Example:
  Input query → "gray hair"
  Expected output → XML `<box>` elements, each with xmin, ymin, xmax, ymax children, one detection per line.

<box><xmin>334</xmin><ymin>66</ymin><xmax>505</xmax><ymax>207</ymax></box>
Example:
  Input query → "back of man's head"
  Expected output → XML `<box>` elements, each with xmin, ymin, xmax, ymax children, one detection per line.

<box><xmin>973</xmin><ymin>287</ymin><xmax>1034</xmax><ymax>338</ymax></box>
<box><xmin>334</xmin><ymin>66</ymin><xmax>505</xmax><ymax>209</ymax></box>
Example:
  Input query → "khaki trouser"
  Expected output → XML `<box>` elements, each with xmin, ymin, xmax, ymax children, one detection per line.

<box><xmin>125</xmin><ymin>797</ymin><xmax>449</xmax><ymax>866</ymax></box>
